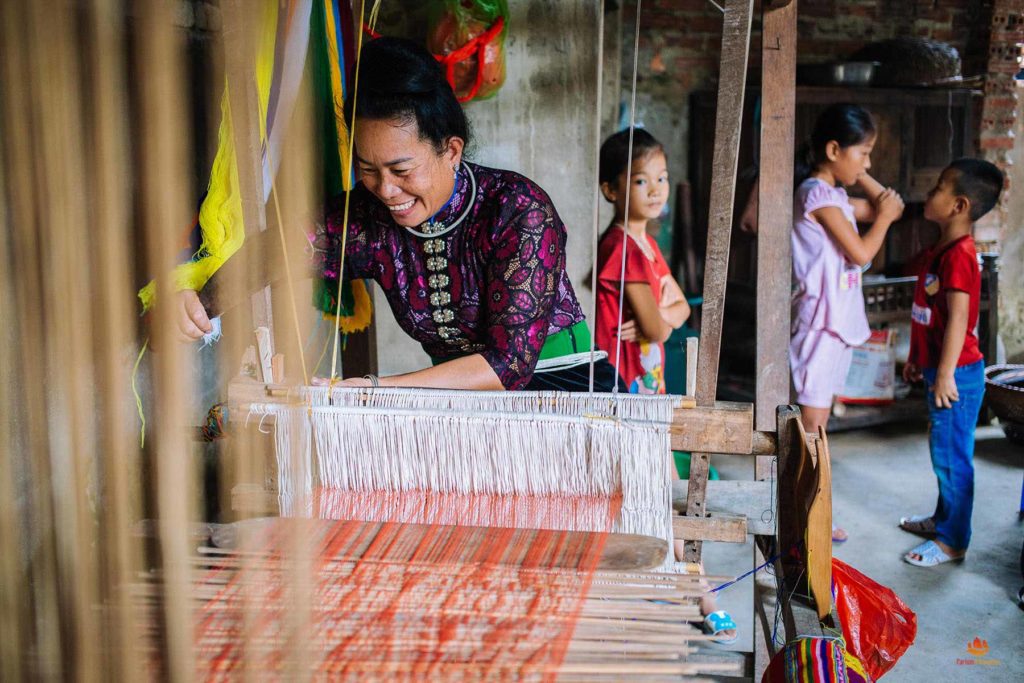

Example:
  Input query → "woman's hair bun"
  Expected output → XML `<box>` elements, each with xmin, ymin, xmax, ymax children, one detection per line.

<box><xmin>360</xmin><ymin>37</ymin><xmax>446</xmax><ymax>97</ymax></box>
<box><xmin>347</xmin><ymin>37</ymin><xmax>470</xmax><ymax>152</ymax></box>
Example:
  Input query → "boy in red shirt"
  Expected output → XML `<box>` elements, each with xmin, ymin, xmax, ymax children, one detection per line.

<box><xmin>900</xmin><ymin>158</ymin><xmax>1003</xmax><ymax>567</ymax></box>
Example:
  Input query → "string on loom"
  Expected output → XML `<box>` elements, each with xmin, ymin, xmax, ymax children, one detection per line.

<box><xmin>328</xmin><ymin>0</ymin><xmax>381</xmax><ymax>381</ymax></box>
<box><xmin>586</xmin><ymin>4</ymin><xmax>606</xmax><ymax>393</ymax></box>
<box><xmin>707</xmin><ymin>543</ymin><xmax>791</xmax><ymax>594</ymax></box>
<box><xmin>264</xmin><ymin>118</ymin><xmax>310</xmax><ymax>386</ymax></box>
<box><xmin>612</xmin><ymin>0</ymin><xmax>644</xmax><ymax>393</ymax></box>
<box><xmin>132</xmin><ymin>338</ymin><xmax>149</xmax><ymax>447</ymax></box>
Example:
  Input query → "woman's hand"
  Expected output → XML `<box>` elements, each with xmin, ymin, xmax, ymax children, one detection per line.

<box><xmin>874</xmin><ymin>187</ymin><xmax>904</xmax><ymax>224</ymax></box>
<box><xmin>311</xmin><ymin>376</ymin><xmax>372</xmax><ymax>387</ymax></box>
<box><xmin>176</xmin><ymin>289</ymin><xmax>212</xmax><ymax>342</ymax></box>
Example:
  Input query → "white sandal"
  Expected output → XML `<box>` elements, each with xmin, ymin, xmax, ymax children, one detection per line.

<box><xmin>903</xmin><ymin>540</ymin><xmax>964</xmax><ymax>567</ymax></box>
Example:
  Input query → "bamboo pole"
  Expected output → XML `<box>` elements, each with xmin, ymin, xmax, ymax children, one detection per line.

<box><xmin>133</xmin><ymin>0</ymin><xmax>199</xmax><ymax>679</ymax></box>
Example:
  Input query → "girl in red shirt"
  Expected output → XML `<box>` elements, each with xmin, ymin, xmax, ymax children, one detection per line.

<box><xmin>594</xmin><ymin>129</ymin><xmax>690</xmax><ymax>394</ymax></box>
<box><xmin>594</xmin><ymin>129</ymin><xmax>738</xmax><ymax>642</ymax></box>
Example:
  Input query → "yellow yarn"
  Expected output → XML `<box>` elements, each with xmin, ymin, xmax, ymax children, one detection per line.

<box><xmin>323</xmin><ymin>278</ymin><xmax>372</xmax><ymax>334</ymax></box>
<box><xmin>138</xmin><ymin>1</ymin><xmax>278</xmax><ymax>311</ymax></box>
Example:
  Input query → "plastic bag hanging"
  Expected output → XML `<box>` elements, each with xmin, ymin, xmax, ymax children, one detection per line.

<box><xmin>831</xmin><ymin>558</ymin><xmax>917</xmax><ymax>680</ymax></box>
<box><xmin>426</xmin><ymin>0</ymin><xmax>508</xmax><ymax>103</ymax></box>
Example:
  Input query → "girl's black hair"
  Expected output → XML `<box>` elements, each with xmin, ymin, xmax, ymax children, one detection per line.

<box><xmin>345</xmin><ymin>37</ymin><xmax>470</xmax><ymax>152</ymax></box>
<box><xmin>795</xmin><ymin>103</ymin><xmax>876</xmax><ymax>184</ymax></box>
<box><xmin>599</xmin><ymin>128</ymin><xmax>664</xmax><ymax>186</ymax></box>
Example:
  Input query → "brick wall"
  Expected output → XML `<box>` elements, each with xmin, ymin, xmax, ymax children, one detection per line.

<box><xmin>977</xmin><ymin>0</ymin><xmax>1024</xmax><ymax>246</ymax></box>
<box><xmin>982</xmin><ymin>0</ymin><xmax>1024</xmax><ymax>361</ymax></box>
<box><xmin>620</xmin><ymin>0</ymin><xmax>994</xmax><ymax>201</ymax></box>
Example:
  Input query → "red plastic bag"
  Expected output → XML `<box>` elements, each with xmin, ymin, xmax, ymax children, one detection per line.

<box><xmin>832</xmin><ymin>558</ymin><xmax>917</xmax><ymax>679</ymax></box>
<box><xmin>427</xmin><ymin>0</ymin><xmax>508</xmax><ymax>102</ymax></box>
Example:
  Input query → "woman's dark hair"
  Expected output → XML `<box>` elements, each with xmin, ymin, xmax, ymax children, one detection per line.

<box><xmin>345</xmin><ymin>37</ymin><xmax>470</xmax><ymax>152</ymax></box>
<box><xmin>599</xmin><ymin>128</ymin><xmax>665</xmax><ymax>186</ymax></box>
<box><xmin>795</xmin><ymin>103</ymin><xmax>876</xmax><ymax>183</ymax></box>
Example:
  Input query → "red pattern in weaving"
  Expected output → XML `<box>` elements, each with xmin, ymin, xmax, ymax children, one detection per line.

<box><xmin>192</xmin><ymin>517</ymin><xmax>610</xmax><ymax>680</ymax></box>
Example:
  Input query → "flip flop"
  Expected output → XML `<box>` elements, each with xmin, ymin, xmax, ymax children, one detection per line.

<box><xmin>899</xmin><ymin>514</ymin><xmax>937</xmax><ymax>537</ymax></box>
<box><xmin>903</xmin><ymin>540</ymin><xmax>965</xmax><ymax>567</ymax></box>
<box><xmin>702</xmin><ymin>610</ymin><xmax>738</xmax><ymax>645</ymax></box>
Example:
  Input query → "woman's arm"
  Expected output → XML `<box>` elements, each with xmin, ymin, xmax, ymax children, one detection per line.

<box><xmin>813</xmin><ymin>187</ymin><xmax>903</xmax><ymax>267</ymax></box>
<box><xmin>378</xmin><ymin>354</ymin><xmax>504</xmax><ymax>390</ymax></box>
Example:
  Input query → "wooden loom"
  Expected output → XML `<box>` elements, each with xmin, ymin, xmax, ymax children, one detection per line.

<box><xmin>0</xmin><ymin>0</ymin><xmax>835</xmax><ymax>679</ymax></box>
<box><xmin>210</xmin><ymin>0</ymin><xmax>837</xmax><ymax>678</ymax></box>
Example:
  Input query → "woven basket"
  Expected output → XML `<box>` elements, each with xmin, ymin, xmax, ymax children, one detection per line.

<box><xmin>984</xmin><ymin>365</ymin><xmax>1024</xmax><ymax>443</ymax></box>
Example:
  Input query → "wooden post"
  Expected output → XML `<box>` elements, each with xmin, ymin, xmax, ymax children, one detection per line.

<box><xmin>755</xmin><ymin>0</ymin><xmax>796</xmax><ymax>435</ymax></box>
<box><xmin>755</xmin><ymin>0</ymin><xmax>797</xmax><ymax>499</ymax></box>
<box><xmin>684</xmin><ymin>0</ymin><xmax>754</xmax><ymax>563</ymax></box>
<box><xmin>221</xmin><ymin>0</ymin><xmax>274</xmax><ymax>345</ymax></box>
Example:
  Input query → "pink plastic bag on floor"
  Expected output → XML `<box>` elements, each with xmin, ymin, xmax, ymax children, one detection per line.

<box><xmin>832</xmin><ymin>558</ymin><xmax>917</xmax><ymax>679</ymax></box>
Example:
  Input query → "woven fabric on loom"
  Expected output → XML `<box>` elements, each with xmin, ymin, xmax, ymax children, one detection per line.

<box><xmin>251</xmin><ymin>390</ymin><xmax>677</xmax><ymax>555</ymax></box>
<box><xmin>186</xmin><ymin>519</ymin><xmax>610</xmax><ymax>680</ymax></box>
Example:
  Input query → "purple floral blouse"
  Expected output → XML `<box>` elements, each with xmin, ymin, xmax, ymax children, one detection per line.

<box><xmin>318</xmin><ymin>162</ymin><xmax>585</xmax><ymax>389</ymax></box>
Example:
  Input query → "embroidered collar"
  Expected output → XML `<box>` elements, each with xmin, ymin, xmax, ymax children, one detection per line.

<box><xmin>404</xmin><ymin>162</ymin><xmax>476</xmax><ymax>239</ymax></box>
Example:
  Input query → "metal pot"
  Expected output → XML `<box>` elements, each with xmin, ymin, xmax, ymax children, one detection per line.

<box><xmin>797</xmin><ymin>61</ymin><xmax>879</xmax><ymax>86</ymax></box>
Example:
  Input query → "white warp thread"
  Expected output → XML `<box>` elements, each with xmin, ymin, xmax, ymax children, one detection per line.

<box><xmin>300</xmin><ymin>386</ymin><xmax>678</xmax><ymax>423</ymax></box>
<box><xmin>252</xmin><ymin>391</ymin><xmax>677</xmax><ymax>561</ymax></box>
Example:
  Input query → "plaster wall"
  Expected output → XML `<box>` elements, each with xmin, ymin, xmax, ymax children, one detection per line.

<box><xmin>1000</xmin><ymin>106</ymin><xmax>1024</xmax><ymax>363</ymax></box>
<box><xmin>371</xmin><ymin>1</ymin><xmax>604</xmax><ymax>375</ymax></box>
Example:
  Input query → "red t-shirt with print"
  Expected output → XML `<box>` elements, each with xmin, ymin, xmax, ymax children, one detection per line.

<box><xmin>908</xmin><ymin>235</ymin><xmax>983</xmax><ymax>369</ymax></box>
<box><xmin>594</xmin><ymin>227</ymin><xmax>672</xmax><ymax>394</ymax></box>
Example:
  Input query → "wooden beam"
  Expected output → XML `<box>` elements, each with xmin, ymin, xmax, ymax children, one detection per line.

<box><xmin>210</xmin><ymin>516</ymin><xmax>671</xmax><ymax>572</ymax></box>
<box><xmin>197</xmin><ymin>228</ymin><xmax>283</xmax><ymax>318</ymax></box>
<box><xmin>221</xmin><ymin>0</ymin><xmax>274</xmax><ymax>336</ymax></box>
<box><xmin>673</xmin><ymin>513</ymin><xmax>747</xmax><ymax>543</ymax></box>
<box><xmin>672</xmin><ymin>480</ymin><xmax>773</xmax><ymax>535</ymax></box>
<box><xmin>694</xmin><ymin>0</ymin><xmax>754</xmax><ymax>407</ymax></box>
<box><xmin>671</xmin><ymin>401</ymin><xmax>754</xmax><ymax>454</ymax></box>
<box><xmin>755</xmin><ymin>0</ymin><xmax>797</xmax><ymax>432</ymax></box>
<box><xmin>685</xmin><ymin>0</ymin><xmax>754</xmax><ymax>564</ymax></box>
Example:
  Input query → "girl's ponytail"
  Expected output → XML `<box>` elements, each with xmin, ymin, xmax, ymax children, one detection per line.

<box><xmin>794</xmin><ymin>141</ymin><xmax>815</xmax><ymax>186</ymax></box>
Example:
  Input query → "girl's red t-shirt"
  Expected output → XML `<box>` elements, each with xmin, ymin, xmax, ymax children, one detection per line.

<box><xmin>908</xmin><ymin>235</ymin><xmax>983</xmax><ymax>369</ymax></box>
<box><xmin>594</xmin><ymin>227</ymin><xmax>672</xmax><ymax>394</ymax></box>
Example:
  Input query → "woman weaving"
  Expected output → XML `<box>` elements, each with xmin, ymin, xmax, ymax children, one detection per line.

<box><xmin>178</xmin><ymin>37</ymin><xmax>620</xmax><ymax>392</ymax></box>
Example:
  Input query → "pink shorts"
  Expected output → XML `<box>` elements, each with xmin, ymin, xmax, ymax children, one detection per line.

<box><xmin>790</xmin><ymin>327</ymin><xmax>853</xmax><ymax>409</ymax></box>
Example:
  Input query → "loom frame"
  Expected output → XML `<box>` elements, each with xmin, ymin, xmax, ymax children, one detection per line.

<box><xmin>214</xmin><ymin>0</ymin><xmax>834</xmax><ymax>678</ymax></box>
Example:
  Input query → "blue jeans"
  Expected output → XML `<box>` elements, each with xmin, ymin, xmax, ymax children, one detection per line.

<box><xmin>923</xmin><ymin>360</ymin><xmax>985</xmax><ymax>551</ymax></box>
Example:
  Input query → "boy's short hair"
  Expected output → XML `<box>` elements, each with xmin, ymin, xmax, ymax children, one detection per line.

<box><xmin>947</xmin><ymin>158</ymin><xmax>1004</xmax><ymax>221</ymax></box>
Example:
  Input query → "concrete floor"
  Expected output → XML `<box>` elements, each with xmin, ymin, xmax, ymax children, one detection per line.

<box><xmin>703</xmin><ymin>422</ymin><xmax>1023</xmax><ymax>681</ymax></box>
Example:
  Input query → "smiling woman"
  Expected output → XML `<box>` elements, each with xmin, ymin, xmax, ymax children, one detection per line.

<box><xmin>316</xmin><ymin>37</ymin><xmax>621</xmax><ymax>392</ymax></box>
